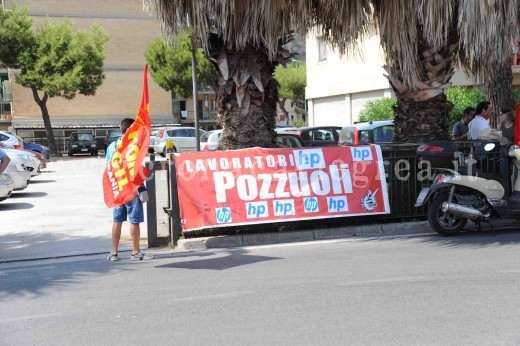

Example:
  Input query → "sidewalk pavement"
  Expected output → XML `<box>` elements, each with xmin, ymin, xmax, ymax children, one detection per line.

<box><xmin>2</xmin><ymin>157</ymin><xmax>519</xmax><ymax>263</ymax></box>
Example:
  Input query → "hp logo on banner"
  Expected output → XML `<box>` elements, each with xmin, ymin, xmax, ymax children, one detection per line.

<box><xmin>215</xmin><ymin>207</ymin><xmax>232</xmax><ymax>223</ymax></box>
<box><xmin>303</xmin><ymin>197</ymin><xmax>319</xmax><ymax>213</ymax></box>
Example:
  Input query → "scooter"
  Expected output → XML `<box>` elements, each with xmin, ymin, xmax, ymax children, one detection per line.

<box><xmin>415</xmin><ymin>141</ymin><xmax>520</xmax><ymax>235</ymax></box>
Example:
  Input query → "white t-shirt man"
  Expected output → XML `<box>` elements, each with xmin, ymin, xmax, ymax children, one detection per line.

<box><xmin>467</xmin><ymin>115</ymin><xmax>491</xmax><ymax>140</ymax></box>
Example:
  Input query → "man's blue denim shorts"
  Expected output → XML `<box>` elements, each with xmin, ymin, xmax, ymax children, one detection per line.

<box><xmin>113</xmin><ymin>195</ymin><xmax>144</xmax><ymax>223</ymax></box>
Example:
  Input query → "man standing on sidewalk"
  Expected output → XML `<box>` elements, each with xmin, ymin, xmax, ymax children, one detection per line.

<box><xmin>0</xmin><ymin>148</ymin><xmax>10</xmax><ymax>174</ymax></box>
<box><xmin>105</xmin><ymin>118</ymin><xmax>153</xmax><ymax>262</ymax></box>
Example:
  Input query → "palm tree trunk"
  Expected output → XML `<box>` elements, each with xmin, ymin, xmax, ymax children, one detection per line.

<box><xmin>31</xmin><ymin>87</ymin><xmax>58</xmax><ymax>155</ymax></box>
<box><xmin>207</xmin><ymin>35</ymin><xmax>291</xmax><ymax>150</ymax></box>
<box><xmin>393</xmin><ymin>94</ymin><xmax>451</xmax><ymax>142</ymax></box>
<box><xmin>486</xmin><ymin>60</ymin><xmax>515</xmax><ymax>127</ymax></box>
<box><xmin>386</xmin><ymin>42</ymin><xmax>457</xmax><ymax>142</ymax></box>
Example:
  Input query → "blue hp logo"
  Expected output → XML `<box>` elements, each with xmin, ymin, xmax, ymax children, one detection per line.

<box><xmin>215</xmin><ymin>207</ymin><xmax>232</xmax><ymax>223</ymax></box>
<box><xmin>303</xmin><ymin>197</ymin><xmax>319</xmax><ymax>213</ymax></box>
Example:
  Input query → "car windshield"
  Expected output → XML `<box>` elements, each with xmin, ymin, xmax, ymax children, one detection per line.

<box><xmin>76</xmin><ymin>134</ymin><xmax>94</xmax><ymax>141</ymax></box>
<box><xmin>109</xmin><ymin>131</ymin><xmax>122</xmax><ymax>139</ymax></box>
<box><xmin>200</xmin><ymin>131</ymin><xmax>212</xmax><ymax>142</ymax></box>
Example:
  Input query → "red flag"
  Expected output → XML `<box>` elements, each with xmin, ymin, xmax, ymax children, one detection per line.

<box><xmin>103</xmin><ymin>65</ymin><xmax>151</xmax><ymax>207</ymax></box>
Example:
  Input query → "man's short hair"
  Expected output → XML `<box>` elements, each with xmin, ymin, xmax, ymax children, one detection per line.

<box><xmin>120</xmin><ymin>118</ymin><xmax>135</xmax><ymax>134</ymax></box>
<box><xmin>476</xmin><ymin>101</ymin><xmax>491</xmax><ymax>115</ymax></box>
<box><xmin>463</xmin><ymin>107</ymin><xmax>476</xmax><ymax>117</ymax></box>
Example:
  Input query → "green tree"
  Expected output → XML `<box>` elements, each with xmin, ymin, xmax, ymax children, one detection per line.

<box><xmin>144</xmin><ymin>33</ymin><xmax>214</xmax><ymax>98</ymax></box>
<box><xmin>358</xmin><ymin>98</ymin><xmax>396</xmax><ymax>122</ymax></box>
<box><xmin>0</xmin><ymin>5</ymin><xmax>34</xmax><ymax>68</ymax></box>
<box><xmin>274</xmin><ymin>62</ymin><xmax>306</xmax><ymax>124</ymax></box>
<box><xmin>0</xmin><ymin>6</ymin><xmax>108</xmax><ymax>155</ymax></box>
<box><xmin>446</xmin><ymin>86</ymin><xmax>486</xmax><ymax>128</ymax></box>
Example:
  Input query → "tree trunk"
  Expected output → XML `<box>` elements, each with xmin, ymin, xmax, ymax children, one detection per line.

<box><xmin>207</xmin><ymin>35</ymin><xmax>291</xmax><ymax>150</ymax></box>
<box><xmin>31</xmin><ymin>87</ymin><xmax>58</xmax><ymax>155</ymax></box>
<box><xmin>394</xmin><ymin>94</ymin><xmax>451</xmax><ymax>142</ymax></box>
<box><xmin>386</xmin><ymin>42</ymin><xmax>457</xmax><ymax>142</ymax></box>
<box><xmin>486</xmin><ymin>60</ymin><xmax>515</xmax><ymax>128</ymax></box>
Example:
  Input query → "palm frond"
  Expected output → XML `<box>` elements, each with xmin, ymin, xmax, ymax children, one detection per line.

<box><xmin>145</xmin><ymin>0</ymin><xmax>372</xmax><ymax>60</ymax></box>
<box><xmin>458</xmin><ymin>0</ymin><xmax>519</xmax><ymax>81</ymax></box>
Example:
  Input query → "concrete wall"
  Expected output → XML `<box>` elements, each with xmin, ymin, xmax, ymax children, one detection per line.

<box><xmin>5</xmin><ymin>0</ymin><xmax>172</xmax><ymax>123</ymax></box>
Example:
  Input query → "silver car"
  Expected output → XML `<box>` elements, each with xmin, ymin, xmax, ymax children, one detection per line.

<box><xmin>152</xmin><ymin>127</ymin><xmax>205</xmax><ymax>156</ymax></box>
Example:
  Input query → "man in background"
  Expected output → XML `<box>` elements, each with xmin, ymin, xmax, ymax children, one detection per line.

<box><xmin>452</xmin><ymin>107</ymin><xmax>476</xmax><ymax>141</ymax></box>
<box><xmin>468</xmin><ymin>101</ymin><xmax>493</xmax><ymax>140</ymax></box>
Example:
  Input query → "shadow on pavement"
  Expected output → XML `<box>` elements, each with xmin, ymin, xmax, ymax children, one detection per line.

<box><xmin>156</xmin><ymin>249</ymin><xmax>282</xmax><ymax>271</ymax></box>
<box><xmin>0</xmin><ymin>233</ymin><xmax>133</xmax><ymax>301</ymax></box>
<box><xmin>29</xmin><ymin>179</ymin><xmax>56</xmax><ymax>184</ymax></box>
<box><xmin>365</xmin><ymin>227</ymin><xmax>520</xmax><ymax>249</ymax></box>
<box><xmin>0</xmin><ymin>202</ymin><xmax>34</xmax><ymax>210</ymax></box>
<box><xmin>8</xmin><ymin>192</ymin><xmax>48</xmax><ymax>198</ymax></box>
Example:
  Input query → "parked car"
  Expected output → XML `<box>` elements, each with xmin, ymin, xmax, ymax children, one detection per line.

<box><xmin>23</xmin><ymin>141</ymin><xmax>51</xmax><ymax>160</ymax></box>
<box><xmin>103</xmin><ymin>130</ymin><xmax>122</xmax><ymax>151</ymax></box>
<box><xmin>4</xmin><ymin>158</ymin><xmax>31</xmax><ymax>191</ymax></box>
<box><xmin>339</xmin><ymin>120</ymin><xmax>394</xmax><ymax>145</ymax></box>
<box><xmin>201</xmin><ymin>129</ymin><xmax>305</xmax><ymax>150</ymax></box>
<box><xmin>0</xmin><ymin>172</ymin><xmax>15</xmax><ymax>202</ymax></box>
<box><xmin>200</xmin><ymin>129</ymin><xmax>223</xmax><ymax>151</ymax></box>
<box><xmin>277</xmin><ymin>126</ymin><xmax>341</xmax><ymax>147</ymax></box>
<box><xmin>153</xmin><ymin>127</ymin><xmax>205</xmax><ymax>156</ymax></box>
<box><xmin>0</xmin><ymin>130</ymin><xmax>23</xmax><ymax>149</ymax></box>
<box><xmin>67</xmin><ymin>132</ymin><xmax>98</xmax><ymax>156</ymax></box>
<box><xmin>0</xmin><ymin>143</ymin><xmax>42</xmax><ymax>177</ymax></box>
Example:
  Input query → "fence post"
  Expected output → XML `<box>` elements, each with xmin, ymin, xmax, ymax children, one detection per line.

<box><xmin>146</xmin><ymin>153</ymin><xmax>158</xmax><ymax>247</ymax></box>
<box><xmin>167</xmin><ymin>153</ymin><xmax>181</xmax><ymax>246</ymax></box>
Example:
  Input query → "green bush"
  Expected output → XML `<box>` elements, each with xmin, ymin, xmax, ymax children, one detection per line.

<box><xmin>358</xmin><ymin>98</ymin><xmax>396</xmax><ymax>122</ymax></box>
<box><xmin>446</xmin><ymin>86</ymin><xmax>486</xmax><ymax>128</ymax></box>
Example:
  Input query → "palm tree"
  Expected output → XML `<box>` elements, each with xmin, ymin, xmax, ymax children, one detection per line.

<box><xmin>145</xmin><ymin>0</ymin><xmax>372</xmax><ymax>149</ymax></box>
<box><xmin>372</xmin><ymin>0</ymin><xmax>518</xmax><ymax>142</ymax></box>
<box><xmin>146</xmin><ymin>0</ymin><xmax>518</xmax><ymax>145</ymax></box>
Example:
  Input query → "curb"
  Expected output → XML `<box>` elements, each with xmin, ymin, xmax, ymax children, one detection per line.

<box><xmin>176</xmin><ymin>221</ymin><xmax>432</xmax><ymax>252</ymax></box>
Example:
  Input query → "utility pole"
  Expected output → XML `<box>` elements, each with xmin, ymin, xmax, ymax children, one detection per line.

<box><xmin>190</xmin><ymin>30</ymin><xmax>200</xmax><ymax>151</ymax></box>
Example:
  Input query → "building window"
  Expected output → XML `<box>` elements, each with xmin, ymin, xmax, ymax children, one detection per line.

<box><xmin>318</xmin><ymin>36</ymin><xmax>327</xmax><ymax>62</ymax></box>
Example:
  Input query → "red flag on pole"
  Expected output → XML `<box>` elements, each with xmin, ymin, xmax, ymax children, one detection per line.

<box><xmin>103</xmin><ymin>65</ymin><xmax>151</xmax><ymax>207</ymax></box>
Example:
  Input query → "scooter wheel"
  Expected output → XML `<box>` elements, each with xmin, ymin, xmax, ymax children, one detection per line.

<box><xmin>427</xmin><ymin>193</ymin><xmax>467</xmax><ymax>236</ymax></box>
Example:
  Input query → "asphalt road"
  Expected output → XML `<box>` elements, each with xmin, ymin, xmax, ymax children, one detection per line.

<box><xmin>1</xmin><ymin>231</ymin><xmax>520</xmax><ymax>345</ymax></box>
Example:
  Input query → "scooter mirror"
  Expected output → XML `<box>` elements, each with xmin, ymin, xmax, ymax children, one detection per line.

<box><xmin>484</xmin><ymin>143</ymin><xmax>496</xmax><ymax>151</ymax></box>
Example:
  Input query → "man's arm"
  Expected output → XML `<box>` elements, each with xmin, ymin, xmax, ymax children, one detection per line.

<box><xmin>452</xmin><ymin>133</ymin><xmax>468</xmax><ymax>141</ymax></box>
<box><xmin>0</xmin><ymin>156</ymin><xmax>10</xmax><ymax>174</ymax></box>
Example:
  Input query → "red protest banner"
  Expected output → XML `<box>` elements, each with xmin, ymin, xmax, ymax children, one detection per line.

<box><xmin>174</xmin><ymin>145</ymin><xmax>390</xmax><ymax>231</ymax></box>
<box><xmin>103</xmin><ymin>65</ymin><xmax>151</xmax><ymax>207</ymax></box>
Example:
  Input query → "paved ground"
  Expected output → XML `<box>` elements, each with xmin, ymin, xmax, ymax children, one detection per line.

<box><xmin>0</xmin><ymin>156</ymin><xmax>163</xmax><ymax>262</ymax></box>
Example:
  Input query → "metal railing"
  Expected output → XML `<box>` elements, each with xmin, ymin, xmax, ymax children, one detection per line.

<box><xmin>145</xmin><ymin>142</ymin><xmax>511</xmax><ymax>243</ymax></box>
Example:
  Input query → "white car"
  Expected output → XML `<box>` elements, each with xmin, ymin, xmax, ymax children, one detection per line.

<box><xmin>4</xmin><ymin>159</ymin><xmax>31</xmax><ymax>190</ymax></box>
<box><xmin>0</xmin><ymin>172</ymin><xmax>15</xmax><ymax>202</ymax></box>
<box><xmin>0</xmin><ymin>130</ymin><xmax>24</xmax><ymax>149</ymax></box>
<box><xmin>200</xmin><ymin>129</ymin><xmax>223</xmax><ymax>151</ymax></box>
<box><xmin>2</xmin><ymin>147</ymin><xmax>41</xmax><ymax>177</ymax></box>
<box><xmin>152</xmin><ymin>127</ymin><xmax>206</xmax><ymax>156</ymax></box>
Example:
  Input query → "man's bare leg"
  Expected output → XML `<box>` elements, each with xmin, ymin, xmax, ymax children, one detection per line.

<box><xmin>129</xmin><ymin>223</ymin><xmax>141</xmax><ymax>254</ymax></box>
<box><xmin>111</xmin><ymin>222</ymin><xmax>123</xmax><ymax>254</ymax></box>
